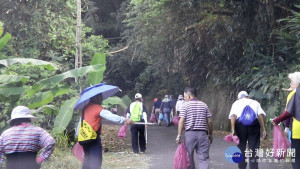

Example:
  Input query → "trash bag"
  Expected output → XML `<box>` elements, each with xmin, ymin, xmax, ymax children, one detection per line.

<box><xmin>118</xmin><ymin>124</ymin><xmax>127</xmax><ymax>139</ymax></box>
<box><xmin>72</xmin><ymin>142</ymin><xmax>84</xmax><ymax>163</ymax></box>
<box><xmin>224</xmin><ymin>134</ymin><xmax>240</xmax><ymax>145</ymax></box>
<box><xmin>172</xmin><ymin>115</ymin><xmax>179</xmax><ymax>125</ymax></box>
<box><xmin>150</xmin><ymin>113</ymin><xmax>156</xmax><ymax>122</ymax></box>
<box><xmin>174</xmin><ymin>142</ymin><xmax>190</xmax><ymax>169</ymax></box>
<box><xmin>159</xmin><ymin>113</ymin><xmax>164</xmax><ymax>121</ymax></box>
<box><xmin>273</xmin><ymin>125</ymin><xmax>291</xmax><ymax>159</ymax></box>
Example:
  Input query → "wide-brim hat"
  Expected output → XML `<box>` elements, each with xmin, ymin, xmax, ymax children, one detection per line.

<box><xmin>7</xmin><ymin>106</ymin><xmax>39</xmax><ymax>124</ymax></box>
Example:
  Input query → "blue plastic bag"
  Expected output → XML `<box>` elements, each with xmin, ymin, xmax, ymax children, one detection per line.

<box><xmin>159</xmin><ymin>113</ymin><xmax>164</xmax><ymax>121</ymax></box>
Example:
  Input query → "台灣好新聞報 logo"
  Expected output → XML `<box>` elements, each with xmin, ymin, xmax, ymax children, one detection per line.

<box><xmin>225</xmin><ymin>146</ymin><xmax>243</xmax><ymax>163</ymax></box>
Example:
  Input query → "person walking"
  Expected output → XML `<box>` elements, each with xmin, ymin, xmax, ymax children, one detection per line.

<box><xmin>273</xmin><ymin>72</ymin><xmax>300</xmax><ymax>169</ymax></box>
<box><xmin>127</xmin><ymin>93</ymin><xmax>147</xmax><ymax>154</ymax></box>
<box><xmin>160</xmin><ymin>95</ymin><xmax>173</xmax><ymax>127</ymax></box>
<box><xmin>175</xmin><ymin>95</ymin><xmax>185</xmax><ymax>116</ymax></box>
<box><xmin>0</xmin><ymin>106</ymin><xmax>55</xmax><ymax>169</ymax></box>
<box><xmin>176</xmin><ymin>87</ymin><xmax>213</xmax><ymax>169</ymax></box>
<box><xmin>74</xmin><ymin>83</ymin><xmax>133</xmax><ymax>169</ymax></box>
<box><xmin>229</xmin><ymin>91</ymin><xmax>266</xmax><ymax>169</ymax></box>
<box><xmin>78</xmin><ymin>93</ymin><xmax>132</xmax><ymax>169</ymax></box>
<box><xmin>152</xmin><ymin>97</ymin><xmax>162</xmax><ymax>123</ymax></box>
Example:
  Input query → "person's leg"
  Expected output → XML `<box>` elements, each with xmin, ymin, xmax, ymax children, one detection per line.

<box><xmin>196</xmin><ymin>131</ymin><xmax>210</xmax><ymax>169</ymax></box>
<box><xmin>155</xmin><ymin>109</ymin><xmax>160</xmax><ymax>123</ymax></box>
<box><xmin>291</xmin><ymin>139</ymin><xmax>300</xmax><ymax>169</ymax></box>
<box><xmin>247</xmin><ymin>120</ymin><xmax>260</xmax><ymax>169</ymax></box>
<box><xmin>138</xmin><ymin>125</ymin><xmax>146</xmax><ymax>152</ymax></box>
<box><xmin>88</xmin><ymin>137</ymin><xmax>103</xmax><ymax>169</ymax></box>
<box><xmin>163</xmin><ymin>112</ymin><xmax>168</xmax><ymax>126</ymax></box>
<box><xmin>165</xmin><ymin>111</ymin><xmax>171</xmax><ymax>127</ymax></box>
<box><xmin>185</xmin><ymin>131</ymin><xmax>197</xmax><ymax>169</ymax></box>
<box><xmin>235</xmin><ymin>121</ymin><xmax>248</xmax><ymax>169</ymax></box>
<box><xmin>82</xmin><ymin>144</ymin><xmax>91</xmax><ymax>169</ymax></box>
<box><xmin>82</xmin><ymin>138</ymin><xmax>102</xmax><ymax>169</ymax></box>
<box><xmin>130</xmin><ymin>124</ymin><xmax>139</xmax><ymax>153</ymax></box>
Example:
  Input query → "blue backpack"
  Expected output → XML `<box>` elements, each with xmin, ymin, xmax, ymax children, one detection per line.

<box><xmin>238</xmin><ymin>105</ymin><xmax>256</xmax><ymax>126</ymax></box>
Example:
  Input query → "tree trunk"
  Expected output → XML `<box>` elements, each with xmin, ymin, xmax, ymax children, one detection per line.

<box><xmin>75</xmin><ymin>0</ymin><xmax>82</xmax><ymax>82</ymax></box>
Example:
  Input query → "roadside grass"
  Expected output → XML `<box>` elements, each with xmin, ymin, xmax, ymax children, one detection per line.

<box><xmin>42</xmin><ymin>123</ymin><xmax>149</xmax><ymax>169</ymax></box>
<box><xmin>41</xmin><ymin>148</ymin><xmax>149</xmax><ymax>169</ymax></box>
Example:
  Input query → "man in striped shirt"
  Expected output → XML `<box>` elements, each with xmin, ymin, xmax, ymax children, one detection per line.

<box><xmin>0</xmin><ymin>106</ymin><xmax>55</xmax><ymax>169</ymax></box>
<box><xmin>176</xmin><ymin>87</ymin><xmax>213</xmax><ymax>169</ymax></box>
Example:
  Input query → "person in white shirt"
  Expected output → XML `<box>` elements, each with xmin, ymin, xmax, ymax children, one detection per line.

<box><xmin>175</xmin><ymin>95</ymin><xmax>185</xmax><ymax>116</ymax></box>
<box><xmin>228</xmin><ymin>91</ymin><xmax>266</xmax><ymax>169</ymax></box>
<box><xmin>126</xmin><ymin>93</ymin><xmax>147</xmax><ymax>154</ymax></box>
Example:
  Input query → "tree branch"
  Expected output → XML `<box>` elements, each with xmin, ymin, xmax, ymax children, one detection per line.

<box><xmin>109</xmin><ymin>45</ymin><xmax>129</xmax><ymax>55</ymax></box>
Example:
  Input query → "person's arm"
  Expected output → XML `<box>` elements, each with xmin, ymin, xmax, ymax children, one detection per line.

<box><xmin>38</xmin><ymin>131</ymin><xmax>55</xmax><ymax>163</ymax></box>
<box><xmin>273</xmin><ymin>111</ymin><xmax>292</xmax><ymax>125</ymax></box>
<box><xmin>230</xmin><ymin>115</ymin><xmax>236</xmax><ymax>136</ymax></box>
<box><xmin>0</xmin><ymin>136</ymin><xmax>4</xmax><ymax>167</ymax></box>
<box><xmin>258</xmin><ymin>114</ymin><xmax>266</xmax><ymax>139</ymax></box>
<box><xmin>176</xmin><ymin>117</ymin><xmax>185</xmax><ymax>143</ymax></box>
<box><xmin>207</xmin><ymin>117</ymin><xmax>213</xmax><ymax>143</ymax></box>
<box><xmin>284</xmin><ymin>118</ymin><xmax>291</xmax><ymax>133</ymax></box>
<box><xmin>143</xmin><ymin>112</ymin><xmax>148</xmax><ymax>123</ymax></box>
<box><xmin>100</xmin><ymin>109</ymin><xmax>126</xmax><ymax>124</ymax></box>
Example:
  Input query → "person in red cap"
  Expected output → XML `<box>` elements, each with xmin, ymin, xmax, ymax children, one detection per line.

<box><xmin>0</xmin><ymin>106</ymin><xmax>55</xmax><ymax>169</ymax></box>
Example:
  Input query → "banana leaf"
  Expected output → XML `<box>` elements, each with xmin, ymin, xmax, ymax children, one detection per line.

<box><xmin>52</xmin><ymin>97</ymin><xmax>78</xmax><ymax>134</ymax></box>
<box><xmin>0</xmin><ymin>87</ymin><xmax>26</xmax><ymax>97</ymax></box>
<box><xmin>0</xmin><ymin>31</ymin><xmax>11</xmax><ymax>51</ymax></box>
<box><xmin>27</xmin><ymin>64</ymin><xmax>105</xmax><ymax>97</ymax></box>
<box><xmin>0</xmin><ymin>75</ymin><xmax>29</xmax><ymax>84</ymax></box>
<box><xmin>0</xmin><ymin>58</ymin><xmax>57</xmax><ymax>70</ymax></box>
<box><xmin>88</xmin><ymin>53</ymin><xmax>106</xmax><ymax>85</ymax></box>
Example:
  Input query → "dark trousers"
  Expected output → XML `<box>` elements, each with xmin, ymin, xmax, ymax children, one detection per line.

<box><xmin>130</xmin><ymin>124</ymin><xmax>146</xmax><ymax>153</ymax></box>
<box><xmin>235</xmin><ymin>120</ymin><xmax>260</xmax><ymax>169</ymax></box>
<box><xmin>82</xmin><ymin>137</ymin><xmax>102</xmax><ymax>169</ymax></box>
<box><xmin>6</xmin><ymin>152</ymin><xmax>40</xmax><ymax>169</ymax></box>
<box><xmin>292</xmin><ymin>139</ymin><xmax>300</xmax><ymax>169</ymax></box>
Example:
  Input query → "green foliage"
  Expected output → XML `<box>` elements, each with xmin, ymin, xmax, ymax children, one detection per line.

<box><xmin>0</xmin><ymin>58</ymin><xmax>57</xmax><ymax>70</ymax></box>
<box><xmin>102</xmin><ymin>96</ymin><xmax>127</xmax><ymax>109</ymax></box>
<box><xmin>0</xmin><ymin>29</ymin><xmax>11</xmax><ymax>51</ymax></box>
<box><xmin>52</xmin><ymin>97</ymin><xmax>78</xmax><ymax>135</ymax></box>
<box><xmin>88</xmin><ymin>53</ymin><xmax>106</xmax><ymax>85</ymax></box>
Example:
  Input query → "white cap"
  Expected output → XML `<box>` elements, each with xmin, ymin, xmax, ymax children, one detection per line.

<box><xmin>7</xmin><ymin>106</ymin><xmax>38</xmax><ymax>124</ymax></box>
<box><xmin>178</xmin><ymin>95</ymin><xmax>184</xmax><ymax>100</ymax></box>
<box><xmin>238</xmin><ymin>91</ymin><xmax>249</xmax><ymax>99</ymax></box>
<box><xmin>135</xmin><ymin>93</ymin><xmax>142</xmax><ymax>99</ymax></box>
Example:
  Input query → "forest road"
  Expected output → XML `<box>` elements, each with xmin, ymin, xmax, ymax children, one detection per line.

<box><xmin>145</xmin><ymin>124</ymin><xmax>292</xmax><ymax>169</ymax></box>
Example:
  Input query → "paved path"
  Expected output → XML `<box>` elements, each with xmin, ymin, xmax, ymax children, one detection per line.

<box><xmin>146</xmin><ymin>124</ymin><xmax>292</xmax><ymax>169</ymax></box>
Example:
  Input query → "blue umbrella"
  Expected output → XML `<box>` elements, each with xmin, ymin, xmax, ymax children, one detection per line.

<box><xmin>73</xmin><ymin>83</ymin><xmax>120</xmax><ymax>110</ymax></box>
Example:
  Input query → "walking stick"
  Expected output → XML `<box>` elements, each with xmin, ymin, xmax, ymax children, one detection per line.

<box><xmin>146</xmin><ymin>127</ymin><xmax>148</xmax><ymax>143</ymax></box>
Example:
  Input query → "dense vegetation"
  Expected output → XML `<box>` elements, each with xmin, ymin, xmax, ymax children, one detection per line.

<box><xmin>1</xmin><ymin>0</ymin><xmax>300</xmax><ymax>134</ymax></box>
